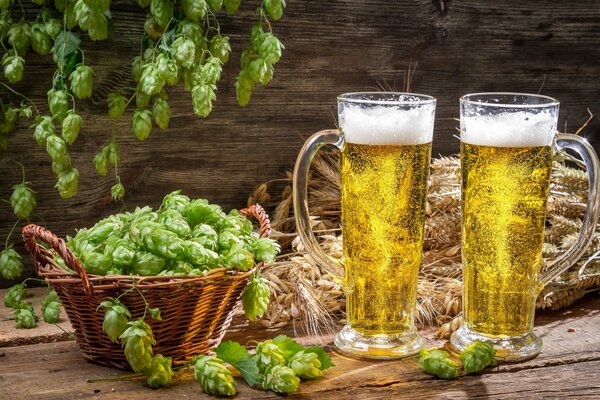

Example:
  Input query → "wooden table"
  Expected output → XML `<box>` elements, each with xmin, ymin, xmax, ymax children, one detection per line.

<box><xmin>1</xmin><ymin>289</ymin><xmax>599</xmax><ymax>399</ymax></box>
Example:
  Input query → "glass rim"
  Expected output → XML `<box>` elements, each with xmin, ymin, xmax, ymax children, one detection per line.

<box><xmin>337</xmin><ymin>92</ymin><xmax>436</xmax><ymax>106</ymax></box>
<box><xmin>460</xmin><ymin>92</ymin><xmax>560</xmax><ymax>108</ymax></box>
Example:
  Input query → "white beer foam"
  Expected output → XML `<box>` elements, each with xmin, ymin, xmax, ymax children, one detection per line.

<box><xmin>340</xmin><ymin>105</ymin><xmax>435</xmax><ymax>145</ymax></box>
<box><xmin>461</xmin><ymin>111</ymin><xmax>556</xmax><ymax>147</ymax></box>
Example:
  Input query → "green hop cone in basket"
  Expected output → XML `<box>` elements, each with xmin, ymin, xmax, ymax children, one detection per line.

<box><xmin>120</xmin><ymin>319</ymin><xmax>155</xmax><ymax>373</ymax></box>
<box><xmin>242</xmin><ymin>273</ymin><xmax>270</xmax><ymax>320</ymax></box>
<box><xmin>225</xmin><ymin>247</ymin><xmax>255</xmax><ymax>272</ymax></box>
<box><xmin>255</xmin><ymin>340</ymin><xmax>286</xmax><ymax>371</ymax></box>
<box><xmin>107</xmin><ymin>93</ymin><xmax>128</xmax><ymax>120</ymax></box>
<box><xmin>262</xmin><ymin>364</ymin><xmax>300</xmax><ymax>394</ymax></box>
<box><xmin>459</xmin><ymin>340</ymin><xmax>497</xmax><ymax>374</ymax></box>
<box><xmin>419</xmin><ymin>348</ymin><xmax>460</xmax><ymax>380</ymax></box>
<box><xmin>42</xmin><ymin>301</ymin><xmax>61</xmax><ymax>323</ymax></box>
<box><xmin>4</xmin><ymin>283</ymin><xmax>26</xmax><ymax>308</ymax></box>
<box><xmin>132</xmin><ymin>109</ymin><xmax>153</xmax><ymax>141</ymax></box>
<box><xmin>0</xmin><ymin>246</ymin><xmax>23</xmax><ymax>280</ymax></box>
<box><xmin>209</xmin><ymin>35</ymin><xmax>231</xmax><ymax>64</ymax></box>
<box><xmin>69</xmin><ymin>65</ymin><xmax>94</xmax><ymax>99</ymax></box>
<box><xmin>61</xmin><ymin>111</ymin><xmax>83</xmax><ymax>144</ymax></box>
<box><xmin>2</xmin><ymin>54</ymin><xmax>24</xmax><ymax>83</ymax></box>
<box><xmin>194</xmin><ymin>355</ymin><xmax>237</xmax><ymax>397</ymax></box>
<box><xmin>146</xmin><ymin>354</ymin><xmax>174</xmax><ymax>388</ymax></box>
<box><xmin>47</xmin><ymin>88</ymin><xmax>70</xmax><ymax>123</ymax></box>
<box><xmin>111</xmin><ymin>239</ymin><xmax>136</xmax><ymax>266</ymax></box>
<box><xmin>250</xmin><ymin>237</ymin><xmax>280</xmax><ymax>263</ymax></box>
<box><xmin>14</xmin><ymin>302</ymin><xmax>38</xmax><ymax>329</ymax></box>
<box><xmin>100</xmin><ymin>298</ymin><xmax>131</xmax><ymax>343</ymax></box>
<box><xmin>288</xmin><ymin>350</ymin><xmax>322</xmax><ymax>379</ymax></box>
<box><xmin>10</xmin><ymin>181</ymin><xmax>36</xmax><ymax>219</ymax></box>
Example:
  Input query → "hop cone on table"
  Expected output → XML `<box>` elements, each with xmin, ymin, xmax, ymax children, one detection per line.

<box><xmin>193</xmin><ymin>355</ymin><xmax>237</xmax><ymax>397</ymax></box>
<box><xmin>0</xmin><ymin>247</ymin><xmax>23</xmax><ymax>279</ymax></box>
<box><xmin>419</xmin><ymin>349</ymin><xmax>460</xmax><ymax>380</ymax></box>
<box><xmin>14</xmin><ymin>302</ymin><xmax>38</xmax><ymax>329</ymax></box>
<box><xmin>42</xmin><ymin>301</ymin><xmax>61</xmax><ymax>323</ymax></box>
<box><xmin>146</xmin><ymin>354</ymin><xmax>174</xmax><ymax>388</ymax></box>
<box><xmin>288</xmin><ymin>350</ymin><xmax>322</xmax><ymax>379</ymax></box>
<box><xmin>262</xmin><ymin>364</ymin><xmax>300</xmax><ymax>394</ymax></box>
<box><xmin>120</xmin><ymin>319</ymin><xmax>155</xmax><ymax>372</ymax></box>
<box><xmin>255</xmin><ymin>340</ymin><xmax>286</xmax><ymax>370</ymax></box>
<box><xmin>4</xmin><ymin>284</ymin><xmax>26</xmax><ymax>308</ymax></box>
<box><xmin>459</xmin><ymin>340</ymin><xmax>497</xmax><ymax>374</ymax></box>
<box><xmin>100</xmin><ymin>298</ymin><xmax>131</xmax><ymax>343</ymax></box>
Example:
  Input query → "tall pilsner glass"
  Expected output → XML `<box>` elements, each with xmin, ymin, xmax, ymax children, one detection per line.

<box><xmin>451</xmin><ymin>93</ymin><xmax>600</xmax><ymax>361</ymax></box>
<box><xmin>293</xmin><ymin>93</ymin><xmax>436</xmax><ymax>358</ymax></box>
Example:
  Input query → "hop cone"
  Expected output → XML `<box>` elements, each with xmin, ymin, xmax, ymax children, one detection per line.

<box><xmin>194</xmin><ymin>356</ymin><xmax>236</xmax><ymax>397</ymax></box>
<box><xmin>69</xmin><ymin>65</ymin><xmax>94</xmax><ymax>99</ymax></box>
<box><xmin>0</xmin><ymin>247</ymin><xmax>23</xmax><ymax>280</ymax></box>
<box><xmin>459</xmin><ymin>340</ymin><xmax>497</xmax><ymax>374</ymax></box>
<box><xmin>55</xmin><ymin>168</ymin><xmax>79</xmax><ymax>199</ymax></box>
<box><xmin>288</xmin><ymin>350</ymin><xmax>322</xmax><ymax>379</ymax></box>
<box><xmin>146</xmin><ymin>354</ymin><xmax>174</xmax><ymax>388</ymax></box>
<box><xmin>242</xmin><ymin>274</ymin><xmax>270</xmax><ymax>320</ymax></box>
<box><xmin>419</xmin><ymin>348</ymin><xmax>460</xmax><ymax>380</ymax></box>
<box><xmin>62</xmin><ymin>111</ymin><xmax>83</xmax><ymax>144</ymax></box>
<box><xmin>10</xmin><ymin>181</ymin><xmax>35</xmax><ymax>219</ymax></box>
<box><xmin>41</xmin><ymin>289</ymin><xmax>60</xmax><ymax>309</ymax></box>
<box><xmin>255</xmin><ymin>340</ymin><xmax>285</xmax><ymax>371</ymax></box>
<box><xmin>47</xmin><ymin>88</ymin><xmax>69</xmax><ymax>123</ymax></box>
<box><xmin>100</xmin><ymin>298</ymin><xmax>131</xmax><ymax>343</ymax></box>
<box><xmin>132</xmin><ymin>110</ymin><xmax>153</xmax><ymax>141</ymax></box>
<box><xmin>43</xmin><ymin>301</ymin><xmax>61</xmax><ymax>323</ymax></box>
<box><xmin>107</xmin><ymin>93</ymin><xmax>127</xmax><ymax>120</ymax></box>
<box><xmin>120</xmin><ymin>319</ymin><xmax>155</xmax><ymax>372</ymax></box>
<box><xmin>3</xmin><ymin>54</ymin><xmax>24</xmax><ymax>83</ymax></box>
<box><xmin>4</xmin><ymin>283</ymin><xmax>26</xmax><ymax>308</ymax></box>
<box><xmin>14</xmin><ymin>302</ymin><xmax>38</xmax><ymax>329</ymax></box>
<box><xmin>262</xmin><ymin>365</ymin><xmax>300</xmax><ymax>394</ymax></box>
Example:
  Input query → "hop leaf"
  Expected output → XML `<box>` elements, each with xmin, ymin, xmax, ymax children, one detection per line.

<box><xmin>288</xmin><ymin>350</ymin><xmax>322</xmax><ymax>379</ymax></box>
<box><xmin>209</xmin><ymin>35</ymin><xmax>231</xmax><ymax>64</ymax></box>
<box><xmin>55</xmin><ymin>167</ymin><xmax>79</xmax><ymax>199</ymax></box>
<box><xmin>107</xmin><ymin>93</ymin><xmax>128</xmax><ymax>119</ymax></box>
<box><xmin>172</xmin><ymin>37</ymin><xmax>196</xmax><ymax>69</ymax></box>
<box><xmin>3</xmin><ymin>54</ymin><xmax>24</xmax><ymax>83</ymax></box>
<box><xmin>4</xmin><ymin>283</ymin><xmax>26</xmax><ymax>308</ymax></box>
<box><xmin>459</xmin><ymin>340</ymin><xmax>497</xmax><ymax>374</ymax></box>
<box><xmin>100</xmin><ymin>298</ymin><xmax>131</xmax><ymax>343</ymax></box>
<box><xmin>111</xmin><ymin>183</ymin><xmax>125</xmax><ymax>201</ymax></box>
<box><xmin>194</xmin><ymin>355</ymin><xmax>237</xmax><ymax>397</ymax></box>
<box><xmin>47</xmin><ymin>89</ymin><xmax>70</xmax><ymax>123</ymax></box>
<box><xmin>152</xmin><ymin>96</ymin><xmax>171</xmax><ymax>129</ymax></box>
<box><xmin>242</xmin><ymin>274</ymin><xmax>270</xmax><ymax>320</ymax></box>
<box><xmin>419</xmin><ymin>348</ymin><xmax>460</xmax><ymax>379</ymax></box>
<box><xmin>10</xmin><ymin>182</ymin><xmax>36</xmax><ymax>219</ymax></box>
<box><xmin>120</xmin><ymin>319</ymin><xmax>155</xmax><ymax>373</ymax></box>
<box><xmin>255</xmin><ymin>340</ymin><xmax>286</xmax><ymax>371</ymax></box>
<box><xmin>132</xmin><ymin>109</ymin><xmax>153</xmax><ymax>141</ymax></box>
<box><xmin>14</xmin><ymin>302</ymin><xmax>38</xmax><ymax>329</ymax></box>
<box><xmin>262</xmin><ymin>365</ymin><xmax>300</xmax><ymax>394</ymax></box>
<box><xmin>69</xmin><ymin>65</ymin><xmax>94</xmax><ymax>99</ymax></box>
<box><xmin>182</xmin><ymin>0</ymin><xmax>207</xmax><ymax>22</ymax></box>
<box><xmin>42</xmin><ymin>301</ymin><xmax>61</xmax><ymax>323</ymax></box>
<box><xmin>191</xmin><ymin>84</ymin><xmax>215</xmax><ymax>117</ymax></box>
<box><xmin>146</xmin><ymin>354</ymin><xmax>174</xmax><ymax>388</ymax></box>
<box><xmin>0</xmin><ymin>247</ymin><xmax>23</xmax><ymax>280</ymax></box>
<box><xmin>61</xmin><ymin>111</ymin><xmax>83</xmax><ymax>144</ymax></box>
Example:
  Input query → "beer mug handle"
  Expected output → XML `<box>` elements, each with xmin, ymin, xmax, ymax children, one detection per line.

<box><xmin>538</xmin><ymin>133</ymin><xmax>600</xmax><ymax>290</ymax></box>
<box><xmin>293</xmin><ymin>129</ymin><xmax>345</xmax><ymax>281</ymax></box>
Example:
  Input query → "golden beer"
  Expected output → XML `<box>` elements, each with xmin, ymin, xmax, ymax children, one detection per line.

<box><xmin>461</xmin><ymin>142</ymin><xmax>552</xmax><ymax>336</ymax></box>
<box><xmin>341</xmin><ymin>141</ymin><xmax>431</xmax><ymax>335</ymax></box>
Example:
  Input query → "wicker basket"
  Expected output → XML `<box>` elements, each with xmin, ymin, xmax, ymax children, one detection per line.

<box><xmin>22</xmin><ymin>204</ymin><xmax>271</xmax><ymax>370</ymax></box>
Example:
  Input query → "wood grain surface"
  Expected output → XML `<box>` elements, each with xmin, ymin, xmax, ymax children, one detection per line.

<box><xmin>0</xmin><ymin>290</ymin><xmax>599</xmax><ymax>399</ymax></box>
<box><xmin>1</xmin><ymin>0</ymin><xmax>599</xmax><ymax>285</ymax></box>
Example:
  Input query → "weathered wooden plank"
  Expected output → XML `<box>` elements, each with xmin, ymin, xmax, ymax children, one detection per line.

<box><xmin>0</xmin><ymin>294</ymin><xmax>598</xmax><ymax>399</ymax></box>
<box><xmin>1</xmin><ymin>0</ymin><xmax>599</xmax><ymax>286</ymax></box>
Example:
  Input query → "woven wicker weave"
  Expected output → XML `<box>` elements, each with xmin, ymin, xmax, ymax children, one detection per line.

<box><xmin>22</xmin><ymin>204</ymin><xmax>271</xmax><ymax>370</ymax></box>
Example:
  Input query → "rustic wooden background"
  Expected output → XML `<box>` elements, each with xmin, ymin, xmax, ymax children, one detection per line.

<box><xmin>1</xmin><ymin>0</ymin><xmax>599</xmax><ymax>286</ymax></box>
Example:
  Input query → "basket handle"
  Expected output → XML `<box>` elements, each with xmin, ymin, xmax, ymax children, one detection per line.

<box><xmin>240</xmin><ymin>203</ymin><xmax>271</xmax><ymax>239</ymax></box>
<box><xmin>22</xmin><ymin>224</ymin><xmax>94</xmax><ymax>296</ymax></box>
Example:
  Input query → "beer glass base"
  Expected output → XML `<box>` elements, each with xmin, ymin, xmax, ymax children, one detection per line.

<box><xmin>334</xmin><ymin>325</ymin><xmax>425</xmax><ymax>359</ymax></box>
<box><xmin>450</xmin><ymin>325</ymin><xmax>542</xmax><ymax>362</ymax></box>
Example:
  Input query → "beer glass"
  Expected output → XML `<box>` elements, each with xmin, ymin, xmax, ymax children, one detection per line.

<box><xmin>293</xmin><ymin>92</ymin><xmax>436</xmax><ymax>358</ymax></box>
<box><xmin>451</xmin><ymin>93</ymin><xmax>600</xmax><ymax>361</ymax></box>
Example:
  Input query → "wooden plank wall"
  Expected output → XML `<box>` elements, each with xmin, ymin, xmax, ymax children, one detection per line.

<box><xmin>1</xmin><ymin>0</ymin><xmax>599</xmax><ymax>285</ymax></box>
